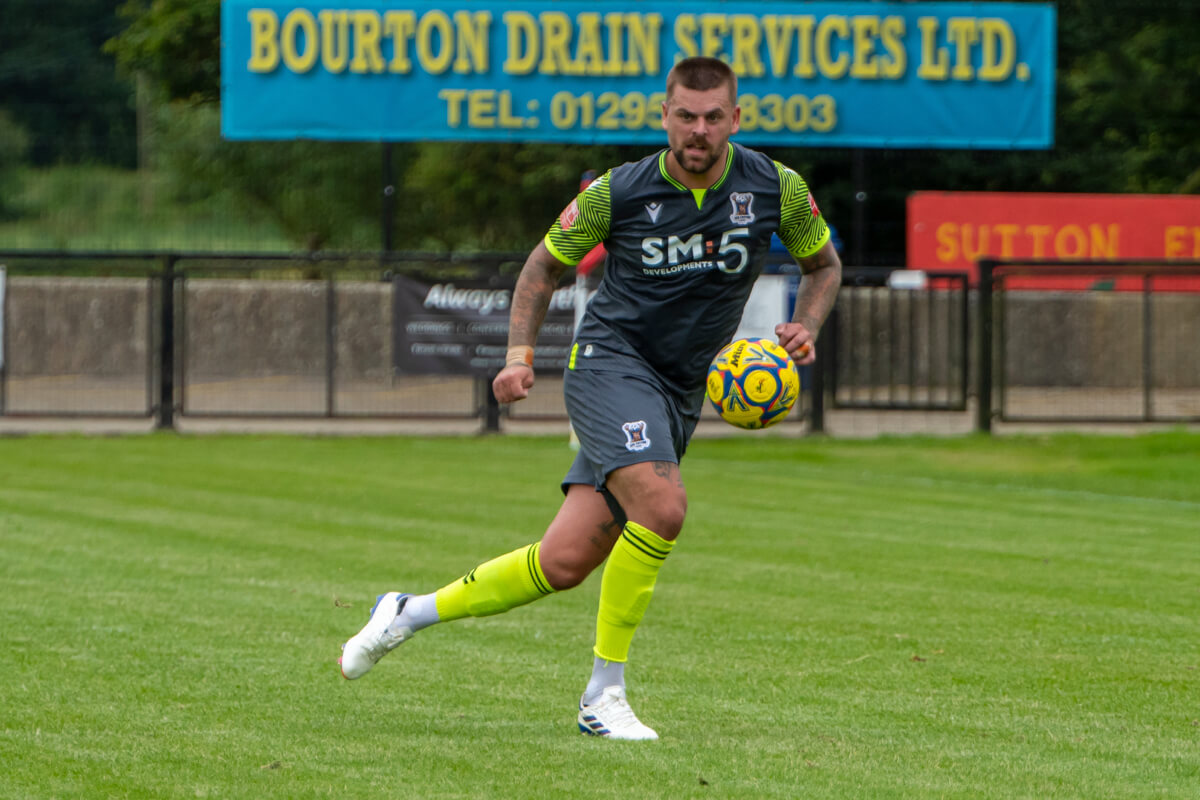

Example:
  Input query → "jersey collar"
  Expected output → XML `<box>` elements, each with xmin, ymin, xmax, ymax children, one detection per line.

<box><xmin>658</xmin><ymin>143</ymin><xmax>735</xmax><ymax>209</ymax></box>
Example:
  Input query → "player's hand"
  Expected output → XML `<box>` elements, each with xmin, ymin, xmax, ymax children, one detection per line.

<box><xmin>493</xmin><ymin>364</ymin><xmax>535</xmax><ymax>403</ymax></box>
<box><xmin>774</xmin><ymin>322</ymin><xmax>816</xmax><ymax>366</ymax></box>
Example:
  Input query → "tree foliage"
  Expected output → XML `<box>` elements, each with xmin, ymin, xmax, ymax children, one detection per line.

<box><xmin>0</xmin><ymin>111</ymin><xmax>32</xmax><ymax>219</ymax></box>
<box><xmin>94</xmin><ymin>0</ymin><xmax>1200</xmax><ymax>256</ymax></box>
<box><xmin>107</xmin><ymin>0</ymin><xmax>220</xmax><ymax>103</ymax></box>
<box><xmin>0</xmin><ymin>0</ymin><xmax>136</xmax><ymax>165</ymax></box>
<box><xmin>1056</xmin><ymin>1</ymin><xmax>1200</xmax><ymax>194</ymax></box>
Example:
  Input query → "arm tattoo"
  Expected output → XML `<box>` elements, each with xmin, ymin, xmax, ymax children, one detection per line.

<box><xmin>792</xmin><ymin>245</ymin><xmax>842</xmax><ymax>332</ymax></box>
<box><xmin>509</xmin><ymin>245</ymin><xmax>569</xmax><ymax>348</ymax></box>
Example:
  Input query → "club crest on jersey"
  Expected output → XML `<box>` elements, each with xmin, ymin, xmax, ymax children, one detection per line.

<box><xmin>560</xmin><ymin>199</ymin><xmax>580</xmax><ymax>231</ymax></box>
<box><xmin>622</xmin><ymin>420</ymin><xmax>651</xmax><ymax>452</ymax></box>
<box><xmin>729</xmin><ymin>192</ymin><xmax>755</xmax><ymax>225</ymax></box>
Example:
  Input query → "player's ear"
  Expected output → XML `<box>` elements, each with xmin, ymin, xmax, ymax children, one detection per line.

<box><xmin>661</xmin><ymin>100</ymin><xmax>669</xmax><ymax>131</ymax></box>
<box><xmin>730</xmin><ymin>105</ymin><xmax>741</xmax><ymax>135</ymax></box>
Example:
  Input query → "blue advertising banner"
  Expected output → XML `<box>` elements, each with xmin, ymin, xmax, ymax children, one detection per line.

<box><xmin>221</xmin><ymin>1</ymin><xmax>1055</xmax><ymax>148</ymax></box>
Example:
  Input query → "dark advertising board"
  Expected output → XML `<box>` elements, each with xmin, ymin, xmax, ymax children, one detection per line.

<box><xmin>393</xmin><ymin>274</ymin><xmax>579</xmax><ymax>375</ymax></box>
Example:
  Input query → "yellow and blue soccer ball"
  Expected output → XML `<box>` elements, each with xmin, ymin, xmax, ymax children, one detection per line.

<box><xmin>706</xmin><ymin>338</ymin><xmax>800</xmax><ymax>429</ymax></box>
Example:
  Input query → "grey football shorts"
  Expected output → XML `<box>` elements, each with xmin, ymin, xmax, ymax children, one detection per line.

<box><xmin>560</xmin><ymin>361</ymin><xmax>699</xmax><ymax>492</ymax></box>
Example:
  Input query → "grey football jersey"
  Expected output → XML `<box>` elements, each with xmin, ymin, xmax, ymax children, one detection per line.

<box><xmin>545</xmin><ymin>142</ymin><xmax>829</xmax><ymax>395</ymax></box>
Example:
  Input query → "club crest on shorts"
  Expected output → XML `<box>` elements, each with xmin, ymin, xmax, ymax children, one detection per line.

<box><xmin>729</xmin><ymin>192</ymin><xmax>755</xmax><ymax>224</ymax></box>
<box><xmin>622</xmin><ymin>420</ymin><xmax>651</xmax><ymax>452</ymax></box>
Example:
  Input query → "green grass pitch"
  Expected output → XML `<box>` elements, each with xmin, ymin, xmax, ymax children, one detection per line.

<box><xmin>1</xmin><ymin>431</ymin><xmax>1198</xmax><ymax>799</ymax></box>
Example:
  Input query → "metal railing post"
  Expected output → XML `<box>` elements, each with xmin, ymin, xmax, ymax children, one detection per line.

<box><xmin>156</xmin><ymin>255</ymin><xmax>177</xmax><ymax>430</ymax></box>
<box><xmin>325</xmin><ymin>270</ymin><xmax>336</xmax><ymax>418</ymax></box>
<box><xmin>810</xmin><ymin>315</ymin><xmax>829</xmax><ymax>434</ymax></box>
<box><xmin>483</xmin><ymin>375</ymin><xmax>501</xmax><ymax>433</ymax></box>
<box><xmin>0</xmin><ymin>264</ymin><xmax>6</xmax><ymax>415</ymax></box>
<box><xmin>1142</xmin><ymin>274</ymin><xmax>1153</xmax><ymax>420</ymax></box>
<box><xmin>976</xmin><ymin>259</ymin><xmax>995</xmax><ymax>433</ymax></box>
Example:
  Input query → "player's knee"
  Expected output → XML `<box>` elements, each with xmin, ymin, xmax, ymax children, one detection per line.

<box><xmin>539</xmin><ymin>549</ymin><xmax>595</xmax><ymax>591</ymax></box>
<box><xmin>607</xmin><ymin>464</ymin><xmax>688</xmax><ymax>540</ymax></box>
<box><xmin>636</xmin><ymin>493</ymin><xmax>687</xmax><ymax>540</ymax></box>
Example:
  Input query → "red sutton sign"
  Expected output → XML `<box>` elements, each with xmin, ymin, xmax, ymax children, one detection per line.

<box><xmin>907</xmin><ymin>191</ymin><xmax>1200</xmax><ymax>290</ymax></box>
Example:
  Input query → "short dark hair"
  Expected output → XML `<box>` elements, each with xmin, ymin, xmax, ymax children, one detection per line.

<box><xmin>665</xmin><ymin>57</ymin><xmax>737</xmax><ymax>104</ymax></box>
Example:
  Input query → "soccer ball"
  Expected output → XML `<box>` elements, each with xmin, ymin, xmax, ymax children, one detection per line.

<box><xmin>706</xmin><ymin>338</ymin><xmax>800</xmax><ymax>429</ymax></box>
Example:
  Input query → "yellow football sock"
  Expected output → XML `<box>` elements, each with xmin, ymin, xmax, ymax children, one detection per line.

<box><xmin>594</xmin><ymin>522</ymin><xmax>675</xmax><ymax>663</ymax></box>
<box><xmin>434</xmin><ymin>542</ymin><xmax>554</xmax><ymax>621</ymax></box>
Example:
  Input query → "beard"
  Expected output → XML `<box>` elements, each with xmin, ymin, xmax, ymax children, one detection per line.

<box><xmin>672</xmin><ymin>139</ymin><xmax>720</xmax><ymax>174</ymax></box>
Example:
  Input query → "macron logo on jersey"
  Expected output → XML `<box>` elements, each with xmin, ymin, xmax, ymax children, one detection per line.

<box><xmin>645</xmin><ymin>202</ymin><xmax>662</xmax><ymax>223</ymax></box>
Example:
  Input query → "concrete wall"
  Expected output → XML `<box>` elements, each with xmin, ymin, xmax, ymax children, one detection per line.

<box><xmin>1002</xmin><ymin>291</ymin><xmax>1199</xmax><ymax>388</ymax></box>
<box><xmin>4</xmin><ymin>277</ymin><xmax>151</xmax><ymax>376</ymax></box>
<box><xmin>835</xmin><ymin>286</ymin><xmax>1200</xmax><ymax>389</ymax></box>
<box><xmin>1</xmin><ymin>277</ymin><xmax>394</xmax><ymax>381</ymax></box>
<box><xmin>4</xmin><ymin>276</ymin><xmax>1199</xmax><ymax>388</ymax></box>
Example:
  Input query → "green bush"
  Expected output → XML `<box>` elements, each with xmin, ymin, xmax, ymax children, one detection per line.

<box><xmin>0</xmin><ymin>111</ymin><xmax>31</xmax><ymax>219</ymax></box>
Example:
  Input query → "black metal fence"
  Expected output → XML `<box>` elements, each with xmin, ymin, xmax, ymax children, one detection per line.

<box><xmin>4</xmin><ymin>250</ymin><xmax>1199</xmax><ymax>435</ymax></box>
<box><xmin>977</xmin><ymin>259</ymin><xmax>1200</xmax><ymax>429</ymax></box>
<box><xmin>0</xmin><ymin>251</ymin><xmax>527</xmax><ymax>428</ymax></box>
<box><xmin>827</xmin><ymin>270</ymin><xmax>970</xmax><ymax>412</ymax></box>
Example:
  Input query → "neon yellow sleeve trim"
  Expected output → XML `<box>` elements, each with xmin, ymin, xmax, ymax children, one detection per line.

<box><xmin>797</xmin><ymin>226</ymin><xmax>832</xmax><ymax>259</ymax></box>
<box><xmin>543</xmin><ymin>235</ymin><xmax>575</xmax><ymax>266</ymax></box>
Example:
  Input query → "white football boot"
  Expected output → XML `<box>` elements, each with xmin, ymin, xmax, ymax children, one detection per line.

<box><xmin>577</xmin><ymin>686</ymin><xmax>659</xmax><ymax>740</ymax></box>
<box><xmin>339</xmin><ymin>592</ymin><xmax>413</xmax><ymax>680</ymax></box>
